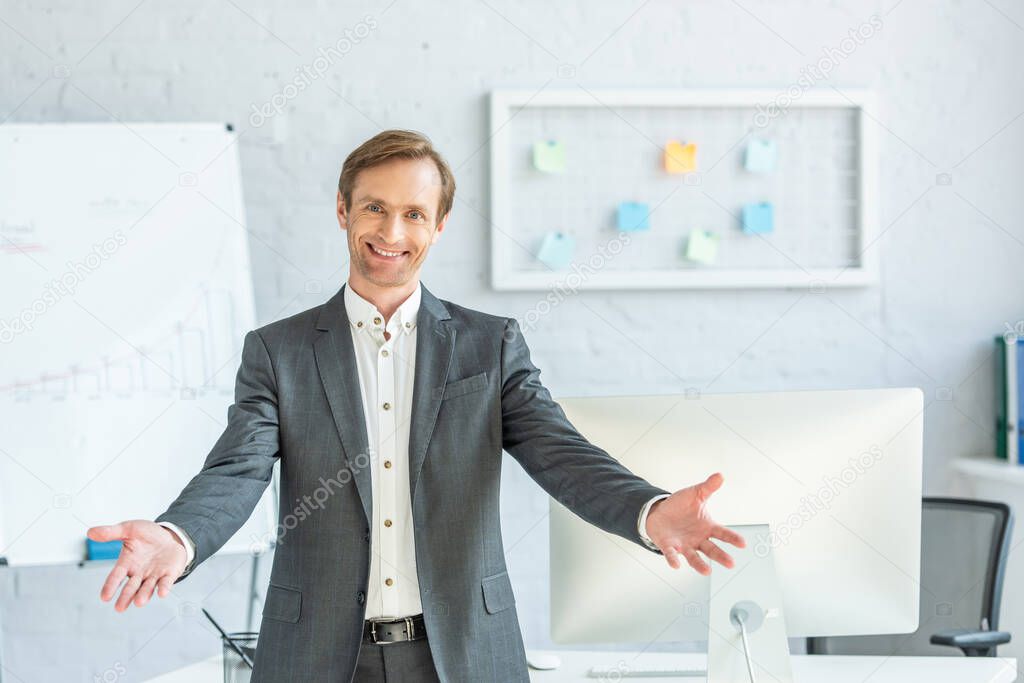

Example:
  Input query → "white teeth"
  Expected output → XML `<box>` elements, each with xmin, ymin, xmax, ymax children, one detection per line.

<box><xmin>370</xmin><ymin>244</ymin><xmax>403</xmax><ymax>257</ymax></box>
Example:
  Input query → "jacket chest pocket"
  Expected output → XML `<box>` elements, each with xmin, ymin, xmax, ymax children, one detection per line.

<box><xmin>435</xmin><ymin>372</ymin><xmax>488</xmax><ymax>401</ymax></box>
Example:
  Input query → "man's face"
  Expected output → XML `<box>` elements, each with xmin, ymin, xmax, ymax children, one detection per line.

<box><xmin>337</xmin><ymin>157</ymin><xmax>448</xmax><ymax>289</ymax></box>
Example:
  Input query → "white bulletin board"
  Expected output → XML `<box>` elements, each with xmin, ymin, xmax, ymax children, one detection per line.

<box><xmin>489</xmin><ymin>88</ymin><xmax>879</xmax><ymax>290</ymax></box>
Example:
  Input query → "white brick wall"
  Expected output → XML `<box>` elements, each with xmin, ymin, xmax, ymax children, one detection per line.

<box><xmin>2</xmin><ymin>0</ymin><xmax>1023</xmax><ymax>679</ymax></box>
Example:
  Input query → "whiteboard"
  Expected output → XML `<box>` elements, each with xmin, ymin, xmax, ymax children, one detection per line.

<box><xmin>0</xmin><ymin>123</ymin><xmax>277</xmax><ymax>566</ymax></box>
<box><xmin>489</xmin><ymin>89</ymin><xmax>879</xmax><ymax>290</ymax></box>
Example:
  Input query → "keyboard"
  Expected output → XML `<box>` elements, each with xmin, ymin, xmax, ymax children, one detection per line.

<box><xmin>586</xmin><ymin>664</ymin><xmax>706</xmax><ymax>678</ymax></box>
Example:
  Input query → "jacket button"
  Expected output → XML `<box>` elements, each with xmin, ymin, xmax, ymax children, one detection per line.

<box><xmin>356</xmin><ymin>591</ymin><xmax>365</xmax><ymax>605</ymax></box>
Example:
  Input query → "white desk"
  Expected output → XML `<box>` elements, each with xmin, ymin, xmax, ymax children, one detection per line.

<box><xmin>146</xmin><ymin>649</ymin><xmax>1017</xmax><ymax>682</ymax></box>
<box><xmin>526</xmin><ymin>650</ymin><xmax>1017</xmax><ymax>682</ymax></box>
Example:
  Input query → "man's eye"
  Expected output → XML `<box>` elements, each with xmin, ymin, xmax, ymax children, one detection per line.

<box><xmin>368</xmin><ymin>204</ymin><xmax>382</xmax><ymax>213</ymax></box>
<box><xmin>409</xmin><ymin>211</ymin><xmax>423</xmax><ymax>220</ymax></box>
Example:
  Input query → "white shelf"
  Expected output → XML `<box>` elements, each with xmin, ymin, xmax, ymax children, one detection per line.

<box><xmin>952</xmin><ymin>456</ymin><xmax>1024</xmax><ymax>484</ymax></box>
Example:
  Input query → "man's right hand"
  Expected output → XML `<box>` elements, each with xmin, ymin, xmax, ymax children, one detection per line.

<box><xmin>87</xmin><ymin>520</ymin><xmax>188</xmax><ymax>612</ymax></box>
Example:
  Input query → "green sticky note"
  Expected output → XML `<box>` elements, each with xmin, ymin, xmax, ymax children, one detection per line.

<box><xmin>532</xmin><ymin>140</ymin><xmax>566</xmax><ymax>173</ymax></box>
<box><xmin>685</xmin><ymin>230</ymin><xmax>718</xmax><ymax>264</ymax></box>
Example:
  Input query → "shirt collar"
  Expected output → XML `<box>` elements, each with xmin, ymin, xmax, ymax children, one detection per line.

<box><xmin>344</xmin><ymin>281</ymin><xmax>421</xmax><ymax>335</ymax></box>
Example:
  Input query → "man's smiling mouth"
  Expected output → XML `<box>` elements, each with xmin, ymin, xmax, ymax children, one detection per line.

<box><xmin>367</xmin><ymin>243</ymin><xmax>408</xmax><ymax>259</ymax></box>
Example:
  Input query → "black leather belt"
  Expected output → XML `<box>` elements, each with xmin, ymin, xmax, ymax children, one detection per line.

<box><xmin>363</xmin><ymin>614</ymin><xmax>426</xmax><ymax>644</ymax></box>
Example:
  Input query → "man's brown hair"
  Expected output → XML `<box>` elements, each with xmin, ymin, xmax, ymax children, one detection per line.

<box><xmin>338</xmin><ymin>129</ymin><xmax>456</xmax><ymax>224</ymax></box>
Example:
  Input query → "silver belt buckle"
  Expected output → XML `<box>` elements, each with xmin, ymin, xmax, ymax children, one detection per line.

<box><xmin>368</xmin><ymin>619</ymin><xmax>385</xmax><ymax>645</ymax></box>
<box><xmin>369</xmin><ymin>617</ymin><xmax>414</xmax><ymax>645</ymax></box>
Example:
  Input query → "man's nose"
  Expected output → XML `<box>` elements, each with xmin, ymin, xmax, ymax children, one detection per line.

<box><xmin>379</xmin><ymin>214</ymin><xmax>406</xmax><ymax>244</ymax></box>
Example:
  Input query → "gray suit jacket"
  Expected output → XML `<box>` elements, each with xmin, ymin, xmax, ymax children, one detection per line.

<box><xmin>156</xmin><ymin>283</ymin><xmax>669</xmax><ymax>682</ymax></box>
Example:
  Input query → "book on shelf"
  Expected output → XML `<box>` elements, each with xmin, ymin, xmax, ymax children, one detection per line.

<box><xmin>995</xmin><ymin>335</ymin><xmax>1023</xmax><ymax>464</ymax></box>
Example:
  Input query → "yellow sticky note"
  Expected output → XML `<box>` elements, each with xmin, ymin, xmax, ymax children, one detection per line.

<box><xmin>664</xmin><ymin>140</ymin><xmax>697</xmax><ymax>174</ymax></box>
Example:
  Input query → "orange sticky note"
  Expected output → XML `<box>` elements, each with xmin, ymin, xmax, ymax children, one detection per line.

<box><xmin>664</xmin><ymin>140</ymin><xmax>697</xmax><ymax>173</ymax></box>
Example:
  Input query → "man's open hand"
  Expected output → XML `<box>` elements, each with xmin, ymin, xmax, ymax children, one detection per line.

<box><xmin>644</xmin><ymin>472</ymin><xmax>745</xmax><ymax>575</ymax></box>
<box><xmin>87</xmin><ymin>520</ymin><xmax>187</xmax><ymax>612</ymax></box>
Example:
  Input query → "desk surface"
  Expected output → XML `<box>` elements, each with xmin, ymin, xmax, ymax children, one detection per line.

<box><xmin>527</xmin><ymin>650</ymin><xmax>1018</xmax><ymax>682</ymax></box>
<box><xmin>146</xmin><ymin>649</ymin><xmax>1018</xmax><ymax>682</ymax></box>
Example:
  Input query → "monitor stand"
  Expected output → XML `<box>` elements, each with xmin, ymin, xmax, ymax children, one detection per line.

<box><xmin>707</xmin><ymin>524</ymin><xmax>794</xmax><ymax>683</ymax></box>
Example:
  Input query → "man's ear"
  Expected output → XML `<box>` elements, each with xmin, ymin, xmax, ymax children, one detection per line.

<box><xmin>336</xmin><ymin>191</ymin><xmax>348</xmax><ymax>231</ymax></box>
<box><xmin>430</xmin><ymin>211</ymin><xmax>450</xmax><ymax>244</ymax></box>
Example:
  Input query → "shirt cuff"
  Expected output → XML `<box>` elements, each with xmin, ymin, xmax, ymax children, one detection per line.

<box><xmin>157</xmin><ymin>521</ymin><xmax>196</xmax><ymax>569</ymax></box>
<box><xmin>637</xmin><ymin>493</ymin><xmax>672</xmax><ymax>551</ymax></box>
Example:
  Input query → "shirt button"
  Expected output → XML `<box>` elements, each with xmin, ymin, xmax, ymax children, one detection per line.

<box><xmin>382</xmin><ymin>401</ymin><xmax>391</xmax><ymax>410</ymax></box>
<box><xmin>356</xmin><ymin>321</ymin><xmax>363</xmax><ymax>328</ymax></box>
<box><xmin>384</xmin><ymin>460</ymin><xmax>392</xmax><ymax>469</ymax></box>
<box><xmin>404</xmin><ymin>322</ymin><xmax>411</xmax><ymax>328</ymax></box>
<box><xmin>385</xmin><ymin>578</ymin><xmax>394</xmax><ymax>587</ymax></box>
<box><xmin>373</xmin><ymin>316</ymin><xmax>382</xmax><ymax>325</ymax></box>
<box><xmin>384</xmin><ymin>519</ymin><xmax>392</xmax><ymax>528</ymax></box>
<box><xmin>381</xmin><ymin>349</ymin><xmax>389</xmax><ymax>357</ymax></box>
<box><xmin>356</xmin><ymin>591</ymin><xmax>366</xmax><ymax>604</ymax></box>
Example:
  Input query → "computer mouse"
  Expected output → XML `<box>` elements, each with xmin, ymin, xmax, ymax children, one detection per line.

<box><xmin>525</xmin><ymin>651</ymin><xmax>562</xmax><ymax>670</ymax></box>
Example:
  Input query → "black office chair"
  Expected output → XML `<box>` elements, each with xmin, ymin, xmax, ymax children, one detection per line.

<box><xmin>807</xmin><ymin>497</ymin><xmax>1013</xmax><ymax>657</ymax></box>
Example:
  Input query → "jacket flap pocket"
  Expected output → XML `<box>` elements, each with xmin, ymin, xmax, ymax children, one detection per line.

<box><xmin>263</xmin><ymin>583</ymin><xmax>302</xmax><ymax>623</ymax></box>
<box><xmin>436</xmin><ymin>372</ymin><xmax>488</xmax><ymax>400</ymax></box>
<box><xmin>481</xmin><ymin>570</ymin><xmax>515</xmax><ymax>614</ymax></box>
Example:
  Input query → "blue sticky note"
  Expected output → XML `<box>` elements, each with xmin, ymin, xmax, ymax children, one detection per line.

<box><xmin>536</xmin><ymin>231</ymin><xmax>575</xmax><ymax>269</ymax></box>
<box><xmin>87</xmin><ymin>539</ymin><xmax>122</xmax><ymax>561</ymax></box>
<box><xmin>744</xmin><ymin>139</ymin><xmax>777</xmax><ymax>173</ymax></box>
<box><xmin>617</xmin><ymin>202</ymin><xmax>650</xmax><ymax>231</ymax></box>
<box><xmin>742</xmin><ymin>202</ymin><xmax>774</xmax><ymax>234</ymax></box>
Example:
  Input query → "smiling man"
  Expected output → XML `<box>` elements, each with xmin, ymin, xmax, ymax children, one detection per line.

<box><xmin>88</xmin><ymin>129</ymin><xmax>744</xmax><ymax>682</ymax></box>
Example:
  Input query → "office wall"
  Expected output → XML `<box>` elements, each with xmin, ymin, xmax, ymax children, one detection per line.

<box><xmin>2</xmin><ymin>0</ymin><xmax>1023</xmax><ymax>679</ymax></box>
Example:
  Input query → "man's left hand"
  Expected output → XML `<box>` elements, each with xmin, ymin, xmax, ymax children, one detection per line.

<box><xmin>644</xmin><ymin>472</ymin><xmax>745</xmax><ymax>575</ymax></box>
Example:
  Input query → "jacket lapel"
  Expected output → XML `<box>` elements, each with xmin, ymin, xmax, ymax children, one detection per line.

<box><xmin>313</xmin><ymin>284</ymin><xmax>373</xmax><ymax>525</ymax></box>
<box><xmin>408</xmin><ymin>284</ymin><xmax>455</xmax><ymax>502</ymax></box>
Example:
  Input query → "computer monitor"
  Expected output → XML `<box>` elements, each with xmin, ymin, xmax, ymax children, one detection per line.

<box><xmin>550</xmin><ymin>387</ymin><xmax>923</xmax><ymax>644</ymax></box>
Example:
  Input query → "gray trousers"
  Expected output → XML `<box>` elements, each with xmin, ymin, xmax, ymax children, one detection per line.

<box><xmin>353</xmin><ymin>637</ymin><xmax>441</xmax><ymax>682</ymax></box>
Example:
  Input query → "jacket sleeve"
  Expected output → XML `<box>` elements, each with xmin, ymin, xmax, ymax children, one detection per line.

<box><xmin>499</xmin><ymin>318</ymin><xmax>670</xmax><ymax>551</ymax></box>
<box><xmin>155</xmin><ymin>329</ymin><xmax>280</xmax><ymax>582</ymax></box>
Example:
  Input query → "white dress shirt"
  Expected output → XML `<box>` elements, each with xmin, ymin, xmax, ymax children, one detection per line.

<box><xmin>160</xmin><ymin>281</ymin><xmax>668</xmax><ymax>607</ymax></box>
<box><xmin>343</xmin><ymin>281</ymin><xmax>423</xmax><ymax>619</ymax></box>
